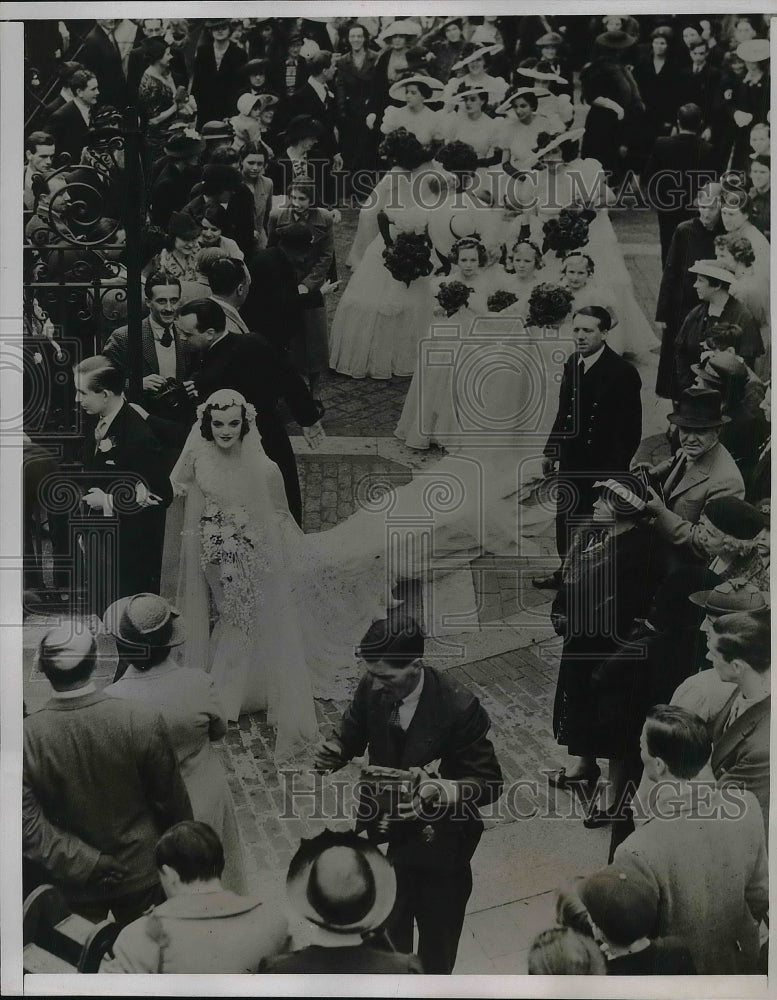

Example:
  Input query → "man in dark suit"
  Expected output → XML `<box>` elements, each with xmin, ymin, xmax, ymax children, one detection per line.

<box><xmin>534</xmin><ymin>306</ymin><xmax>643</xmax><ymax>588</ymax></box>
<box><xmin>73</xmin><ymin>356</ymin><xmax>173</xmax><ymax>613</ymax></box>
<box><xmin>149</xmin><ymin>132</ymin><xmax>205</xmax><ymax>229</ymax></box>
<box><xmin>48</xmin><ymin>69</ymin><xmax>100</xmax><ymax>165</ymax></box>
<box><xmin>642</xmin><ymin>103</ymin><xmax>718</xmax><ymax>266</ymax></box>
<box><xmin>678</xmin><ymin>40</ymin><xmax>722</xmax><ymax>133</ymax></box>
<box><xmin>79</xmin><ymin>18</ymin><xmax>127</xmax><ymax>112</ymax></box>
<box><xmin>314</xmin><ymin>613</ymin><xmax>504</xmax><ymax>974</ymax></box>
<box><xmin>706</xmin><ymin>608</ymin><xmax>770</xmax><ymax>832</ymax></box>
<box><xmin>654</xmin><ymin>181</ymin><xmax>724</xmax><ymax>398</ymax></box>
<box><xmin>23</xmin><ymin>625</ymin><xmax>192</xmax><ymax>926</ymax></box>
<box><xmin>175</xmin><ymin>298</ymin><xmax>324</xmax><ymax>526</ymax></box>
<box><xmin>289</xmin><ymin>51</ymin><xmax>343</xmax><ymax>207</ymax></box>
<box><xmin>243</xmin><ymin>228</ymin><xmax>305</xmax><ymax>354</ymax></box>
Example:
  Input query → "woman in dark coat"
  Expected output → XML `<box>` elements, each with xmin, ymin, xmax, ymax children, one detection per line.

<box><xmin>191</xmin><ymin>18</ymin><xmax>247</xmax><ymax>127</ymax></box>
<box><xmin>335</xmin><ymin>22</ymin><xmax>379</xmax><ymax>187</ymax></box>
<box><xmin>594</xmin><ymin>565</ymin><xmax>720</xmax><ymax>852</ymax></box>
<box><xmin>549</xmin><ymin>478</ymin><xmax>660</xmax><ymax>798</ymax></box>
<box><xmin>580</xmin><ymin>30</ymin><xmax>646</xmax><ymax>183</ymax></box>
<box><xmin>632</xmin><ymin>26</ymin><xmax>681</xmax><ymax>170</ymax></box>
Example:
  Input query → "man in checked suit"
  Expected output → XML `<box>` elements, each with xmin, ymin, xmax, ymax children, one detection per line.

<box><xmin>534</xmin><ymin>306</ymin><xmax>643</xmax><ymax>589</ymax></box>
<box><xmin>102</xmin><ymin>272</ymin><xmax>196</xmax><ymax>454</ymax></box>
<box><xmin>314</xmin><ymin>613</ymin><xmax>504</xmax><ymax>974</ymax></box>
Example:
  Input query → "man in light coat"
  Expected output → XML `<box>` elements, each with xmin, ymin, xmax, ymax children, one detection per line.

<box><xmin>614</xmin><ymin>704</ymin><xmax>768</xmax><ymax>974</ymax></box>
<box><xmin>103</xmin><ymin>821</ymin><xmax>289</xmax><ymax>973</ymax></box>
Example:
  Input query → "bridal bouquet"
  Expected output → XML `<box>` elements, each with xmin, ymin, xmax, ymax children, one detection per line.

<box><xmin>526</xmin><ymin>282</ymin><xmax>575</xmax><ymax>328</ymax></box>
<box><xmin>200</xmin><ymin>505</ymin><xmax>261</xmax><ymax>635</ymax></box>
<box><xmin>383</xmin><ymin>231</ymin><xmax>434</xmax><ymax>287</ymax></box>
<box><xmin>436</xmin><ymin>280</ymin><xmax>472</xmax><ymax>317</ymax></box>
<box><xmin>542</xmin><ymin>207</ymin><xmax>591</xmax><ymax>259</ymax></box>
<box><xmin>487</xmin><ymin>290</ymin><xmax>519</xmax><ymax>314</ymax></box>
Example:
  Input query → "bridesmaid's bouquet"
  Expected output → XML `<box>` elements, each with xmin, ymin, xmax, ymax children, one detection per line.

<box><xmin>542</xmin><ymin>207</ymin><xmax>591</xmax><ymax>258</ymax></box>
<box><xmin>383</xmin><ymin>231</ymin><xmax>434</xmax><ymax>287</ymax></box>
<box><xmin>436</xmin><ymin>280</ymin><xmax>472</xmax><ymax>317</ymax></box>
<box><xmin>526</xmin><ymin>283</ymin><xmax>575</xmax><ymax>328</ymax></box>
<box><xmin>487</xmin><ymin>290</ymin><xmax>519</xmax><ymax>314</ymax></box>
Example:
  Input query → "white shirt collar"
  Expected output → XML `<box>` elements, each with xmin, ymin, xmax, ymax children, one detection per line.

<box><xmin>51</xmin><ymin>682</ymin><xmax>97</xmax><ymax>700</ymax></box>
<box><xmin>580</xmin><ymin>344</ymin><xmax>605</xmax><ymax>372</ymax></box>
<box><xmin>148</xmin><ymin>316</ymin><xmax>174</xmax><ymax>340</ymax></box>
<box><xmin>396</xmin><ymin>668</ymin><xmax>425</xmax><ymax>730</ymax></box>
<box><xmin>309</xmin><ymin>924</ymin><xmax>364</xmax><ymax>948</ymax></box>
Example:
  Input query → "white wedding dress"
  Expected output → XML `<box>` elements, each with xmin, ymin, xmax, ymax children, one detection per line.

<box><xmin>171</xmin><ymin>424</ymin><xmax>392</xmax><ymax>761</ymax></box>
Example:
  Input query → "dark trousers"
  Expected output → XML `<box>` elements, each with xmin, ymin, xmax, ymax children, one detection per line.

<box><xmin>68</xmin><ymin>881</ymin><xmax>165</xmax><ymax>929</ymax></box>
<box><xmin>554</xmin><ymin>474</ymin><xmax>597</xmax><ymax>562</ymax></box>
<box><xmin>261</xmin><ymin>428</ymin><xmax>302</xmax><ymax>526</ymax></box>
<box><xmin>386</xmin><ymin>861</ymin><xmax>473</xmax><ymax>974</ymax></box>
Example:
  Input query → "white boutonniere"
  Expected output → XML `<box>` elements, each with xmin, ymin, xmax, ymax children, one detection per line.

<box><xmin>33</xmin><ymin>352</ymin><xmax>43</xmax><ymax>365</ymax></box>
<box><xmin>97</xmin><ymin>437</ymin><xmax>115</xmax><ymax>453</ymax></box>
<box><xmin>724</xmin><ymin>89</ymin><xmax>733</xmax><ymax>101</ymax></box>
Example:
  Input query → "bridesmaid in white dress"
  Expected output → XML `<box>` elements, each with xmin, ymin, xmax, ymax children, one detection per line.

<box><xmin>380</xmin><ymin>72</ymin><xmax>445</xmax><ymax>144</ymax></box>
<box><xmin>496</xmin><ymin>88</ymin><xmax>564</xmax><ymax>178</ymax></box>
<box><xmin>442</xmin><ymin>84</ymin><xmax>503</xmax><ymax>202</ymax></box>
<box><xmin>330</xmin><ymin>129</ymin><xmax>438</xmax><ymax>379</ymax></box>
<box><xmin>496</xmin><ymin>239</ymin><xmax>545</xmax><ymax>318</ymax></box>
<box><xmin>557</xmin><ymin>251</ymin><xmax>621</xmax><ymax>346</ymax></box>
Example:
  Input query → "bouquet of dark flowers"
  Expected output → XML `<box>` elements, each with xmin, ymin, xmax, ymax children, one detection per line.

<box><xmin>542</xmin><ymin>206</ymin><xmax>591</xmax><ymax>259</ymax></box>
<box><xmin>487</xmin><ymin>290</ymin><xmax>519</xmax><ymax>314</ymax></box>
<box><xmin>383</xmin><ymin>231</ymin><xmax>434</xmax><ymax>287</ymax></box>
<box><xmin>526</xmin><ymin>282</ymin><xmax>575</xmax><ymax>328</ymax></box>
<box><xmin>436</xmin><ymin>280</ymin><xmax>472</xmax><ymax>317</ymax></box>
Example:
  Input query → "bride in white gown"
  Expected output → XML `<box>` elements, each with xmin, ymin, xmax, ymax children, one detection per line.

<box><xmin>171</xmin><ymin>390</ymin><xmax>393</xmax><ymax>760</ymax></box>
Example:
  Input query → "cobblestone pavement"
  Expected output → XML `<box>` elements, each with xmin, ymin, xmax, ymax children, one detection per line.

<box><xmin>22</xmin><ymin>200</ymin><xmax>669</xmax><ymax>972</ymax></box>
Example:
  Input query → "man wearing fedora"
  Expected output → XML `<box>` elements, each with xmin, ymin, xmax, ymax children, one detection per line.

<box><xmin>263</xmin><ymin>830</ymin><xmax>422</xmax><ymax>973</ymax></box>
<box><xmin>23</xmin><ymin>624</ymin><xmax>192</xmax><ymax>926</ymax></box>
<box><xmin>641</xmin><ymin>387</ymin><xmax>745</xmax><ymax>554</ymax></box>
<box><xmin>104</xmin><ymin>821</ymin><xmax>289</xmax><ymax>973</ymax></box>
<box><xmin>314</xmin><ymin>612</ymin><xmax>503</xmax><ymax>974</ymax></box>
<box><xmin>673</xmin><ymin>259</ymin><xmax>762</xmax><ymax>393</ymax></box>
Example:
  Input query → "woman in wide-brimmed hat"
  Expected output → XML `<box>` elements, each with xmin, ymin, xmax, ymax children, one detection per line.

<box><xmin>443</xmin><ymin>41</ymin><xmax>508</xmax><ymax>106</ymax></box>
<box><xmin>730</xmin><ymin>39</ymin><xmax>770</xmax><ymax>171</ymax></box>
<box><xmin>381</xmin><ymin>71</ymin><xmax>445</xmax><ymax>145</ymax></box>
<box><xmin>513</xmin><ymin>58</ymin><xmax>575</xmax><ymax>133</ymax></box>
<box><xmin>579</xmin><ymin>29</ymin><xmax>645</xmax><ymax>183</ymax></box>
<box><xmin>372</xmin><ymin>19</ymin><xmax>424</xmax><ymax>120</ymax></box>
<box><xmin>103</xmin><ymin>593</ymin><xmax>248</xmax><ymax>894</ymax></box>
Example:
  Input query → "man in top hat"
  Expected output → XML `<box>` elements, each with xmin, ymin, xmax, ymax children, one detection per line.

<box><xmin>641</xmin><ymin>387</ymin><xmax>745</xmax><ymax>554</ymax></box>
<box><xmin>104</xmin><ymin>820</ymin><xmax>289</xmax><ymax>973</ymax></box>
<box><xmin>149</xmin><ymin>131</ymin><xmax>205</xmax><ymax>228</ymax></box>
<box><xmin>673</xmin><ymin>259</ymin><xmax>761</xmax><ymax>392</ymax></box>
<box><xmin>314</xmin><ymin>612</ymin><xmax>503</xmax><ymax>974</ymax></box>
<box><xmin>579</xmin><ymin>867</ymin><xmax>695</xmax><ymax>974</ymax></box>
<box><xmin>534</xmin><ymin>305</ymin><xmax>643</xmax><ymax>589</ymax></box>
<box><xmin>23</xmin><ymin>624</ymin><xmax>192</xmax><ymax>926</ymax></box>
<box><xmin>642</xmin><ymin>103</ymin><xmax>717</xmax><ymax>267</ymax></box>
<box><xmin>263</xmin><ymin>830</ymin><xmax>422</xmax><ymax>973</ymax></box>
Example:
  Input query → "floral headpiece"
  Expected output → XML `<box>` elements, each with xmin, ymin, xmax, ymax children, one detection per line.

<box><xmin>197</xmin><ymin>389</ymin><xmax>257</xmax><ymax>424</ymax></box>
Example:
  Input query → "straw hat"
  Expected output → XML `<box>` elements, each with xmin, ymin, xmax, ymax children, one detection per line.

<box><xmin>388</xmin><ymin>74</ymin><xmax>444</xmax><ymax>103</ymax></box>
<box><xmin>687</xmin><ymin>259</ymin><xmax>736</xmax><ymax>284</ymax></box>
<box><xmin>451</xmin><ymin>43</ymin><xmax>503</xmax><ymax>73</ymax></box>
<box><xmin>736</xmin><ymin>39</ymin><xmax>771</xmax><ymax>62</ymax></box>
<box><xmin>378</xmin><ymin>20</ymin><xmax>422</xmax><ymax>43</ymax></box>
<box><xmin>103</xmin><ymin>594</ymin><xmax>186</xmax><ymax>648</ymax></box>
<box><xmin>689</xmin><ymin>577</ymin><xmax>769</xmax><ymax>613</ymax></box>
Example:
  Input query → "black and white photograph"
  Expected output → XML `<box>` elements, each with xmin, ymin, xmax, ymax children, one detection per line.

<box><xmin>1</xmin><ymin>3</ymin><xmax>773</xmax><ymax>994</ymax></box>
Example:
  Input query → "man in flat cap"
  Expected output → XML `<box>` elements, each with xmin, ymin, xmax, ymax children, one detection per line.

<box><xmin>23</xmin><ymin>623</ymin><xmax>192</xmax><ymax>926</ymax></box>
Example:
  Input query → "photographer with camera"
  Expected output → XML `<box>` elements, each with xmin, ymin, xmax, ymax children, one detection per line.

<box><xmin>103</xmin><ymin>271</ymin><xmax>197</xmax><ymax>468</ymax></box>
<box><xmin>313</xmin><ymin>611</ymin><xmax>503</xmax><ymax>975</ymax></box>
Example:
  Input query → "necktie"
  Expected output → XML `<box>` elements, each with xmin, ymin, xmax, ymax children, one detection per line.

<box><xmin>160</xmin><ymin>325</ymin><xmax>173</xmax><ymax>348</ymax></box>
<box><xmin>388</xmin><ymin>700</ymin><xmax>402</xmax><ymax>728</ymax></box>
<box><xmin>94</xmin><ymin>418</ymin><xmax>108</xmax><ymax>449</ymax></box>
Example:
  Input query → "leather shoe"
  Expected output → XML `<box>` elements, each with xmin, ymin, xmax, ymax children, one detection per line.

<box><xmin>532</xmin><ymin>570</ymin><xmax>562</xmax><ymax>590</ymax></box>
<box><xmin>583</xmin><ymin>804</ymin><xmax>625</xmax><ymax>828</ymax></box>
<box><xmin>548</xmin><ymin>766</ymin><xmax>601</xmax><ymax>790</ymax></box>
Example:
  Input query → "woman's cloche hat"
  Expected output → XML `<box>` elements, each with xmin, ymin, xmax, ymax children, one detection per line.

<box><xmin>103</xmin><ymin>593</ymin><xmax>186</xmax><ymax>648</ymax></box>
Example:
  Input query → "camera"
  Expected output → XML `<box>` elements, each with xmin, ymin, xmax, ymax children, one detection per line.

<box><xmin>152</xmin><ymin>377</ymin><xmax>191</xmax><ymax>410</ymax></box>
